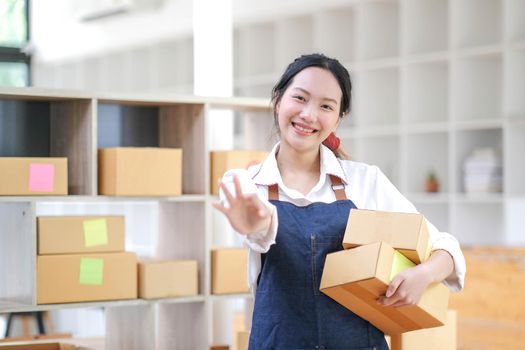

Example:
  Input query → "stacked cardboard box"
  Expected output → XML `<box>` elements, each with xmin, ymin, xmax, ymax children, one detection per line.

<box><xmin>210</xmin><ymin>151</ymin><xmax>268</xmax><ymax>195</ymax></box>
<box><xmin>0</xmin><ymin>158</ymin><xmax>68</xmax><ymax>195</ymax></box>
<box><xmin>320</xmin><ymin>209</ymin><xmax>450</xmax><ymax>335</ymax></box>
<box><xmin>98</xmin><ymin>147</ymin><xmax>182</xmax><ymax>196</ymax></box>
<box><xmin>37</xmin><ymin>216</ymin><xmax>137</xmax><ymax>304</ymax></box>
<box><xmin>386</xmin><ymin>309</ymin><xmax>457</xmax><ymax>350</ymax></box>
<box><xmin>211</xmin><ymin>248</ymin><xmax>249</xmax><ymax>294</ymax></box>
<box><xmin>138</xmin><ymin>260</ymin><xmax>199</xmax><ymax>299</ymax></box>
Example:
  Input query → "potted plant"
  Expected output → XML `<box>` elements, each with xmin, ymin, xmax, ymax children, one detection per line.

<box><xmin>425</xmin><ymin>170</ymin><xmax>440</xmax><ymax>193</ymax></box>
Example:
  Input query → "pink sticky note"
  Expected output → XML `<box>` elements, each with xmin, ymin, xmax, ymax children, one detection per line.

<box><xmin>29</xmin><ymin>163</ymin><xmax>55</xmax><ymax>192</ymax></box>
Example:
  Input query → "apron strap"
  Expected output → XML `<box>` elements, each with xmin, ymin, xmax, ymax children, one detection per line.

<box><xmin>329</xmin><ymin>174</ymin><xmax>347</xmax><ymax>201</ymax></box>
<box><xmin>267</xmin><ymin>175</ymin><xmax>347</xmax><ymax>201</ymax></box>
<box><xmin>268</xmin><ymin>183</ymin><xmax>279</xmax><ymax>201</ymax></box>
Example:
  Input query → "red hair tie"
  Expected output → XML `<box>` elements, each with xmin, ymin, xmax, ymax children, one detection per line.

<box><xmin>322</xmin><ymin>132</ymin><xmax>341</xmax><ymax>152</ymax></box>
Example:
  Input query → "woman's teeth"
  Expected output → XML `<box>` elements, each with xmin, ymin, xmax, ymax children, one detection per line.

<box><xmin>293</xmin><ymin>122</ymin><xmax>316</xmax><ymax>133</ymax></box>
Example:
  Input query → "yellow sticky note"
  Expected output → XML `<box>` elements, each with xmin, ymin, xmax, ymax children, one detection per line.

<box><xmin>390</xmin><ymin>251</ymin><xmax>416</xmax><ymax>281</ymax></box>
<box><xmin>83</xmin><ymin>219</ymin><xmax>108</xmax><ymax>248</ymax></box>
<box><xmin>79</xmin><ymin>258</ymin><xmax>104</xmax><ymax>285</ymax></box>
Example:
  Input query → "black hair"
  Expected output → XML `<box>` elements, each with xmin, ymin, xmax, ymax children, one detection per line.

<box><xmin>271</xmin><ymin>53</ymin><xmax>352</xmax><ymax>121</ymax></box>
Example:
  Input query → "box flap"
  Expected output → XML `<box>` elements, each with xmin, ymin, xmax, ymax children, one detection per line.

<box><xmin>343</xmin><ymin>209</ymin><xmax>429</xmax><ymax>263</ymax></box>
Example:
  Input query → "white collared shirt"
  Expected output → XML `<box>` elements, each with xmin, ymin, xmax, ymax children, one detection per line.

<box><xmin>220</xmin><ymin>143</ymin><xmax>466</xmax><ymax>295</ymax></box>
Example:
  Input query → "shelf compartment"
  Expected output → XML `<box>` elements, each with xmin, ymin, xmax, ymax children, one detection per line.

<box><xmin>158</xmin><ymin>202</ymin><xmax>206</xmax><ymax>295</ymax></box>
<box><xmin>36</xmin><ymin>201</ymin><xmax>160</xmax><ymax>257</ymax></box>
<box><xmin>234</xmin><ymin>22</ymin><xmax>276</xmax><ymax>79</ymax></box>
<box><xmin>406</xmin><ymin>132</ymin><xmax>449</xmax><ymax>193</ymax></box>
<box><xmin>105</xmin><ymin>304</ymin><xmax>156</xmax><ymax>350</ymax></box>
<box><xmin>504</xmin><ymin>122</ymin><xmax>525</xmax><ymax>195</ymax></box>
<box><xmin>402</xmin><ymin>61</ymin><xmax>448</xmax><ymax>124</ymax></box>
<box><xmin>504</xmin><ymin>0</ymin><xmax>525</xmax><ymax>42</ymax></box>
<box><xmin>0</xmin><ymin>96</ymin><xmax>95</xmax><ymax>195</ymax></box>
<box><xmin>0</xmin><ymin>202</ymin><xmax>35</xmax><ymax>306</ymax></box>
<box><xmin>355</xmin><ymin>1</ymin><xmax>399</xmax><ymax>60</ymax></box>
<box><xmin>158</xmin><ymin>302</ymin><xmax>208</xmax><ymax>350</ymax></box>
<box><xmin>353</xmin><ymin>68</ymin><xmax>400</xmax><ymax>127</ymax></box>
<box><xmin>97</xmin><ymin>101</ymin><xmax>206</xmax><ymax>195</ymax></box>
<box><xmin>359</xmin><ymin>135</ymin><xmax>401</xmax><ymax>189</ymax></box>
<box><xmin>453</xmin><ymin>202</ymin><xmax>504</xmax><ymax>245</ymax></box>
<box><xmin>505</xmin><ymin>198</ymin><xmax>525</xmax><ymax>245</ymax></box>
<box><xmin>413</xmin><ymin>202</ymin><xmax>450</xmax><ymax>233</ymax></box>
<box><xmin>401</xmin><ymin>0</ymin><xmax>448</xmax><ymax>54</ymax></box>
<box><xmin>275</xmin><ymin>15</ymin><xmax>315</xmax><ymax>71</ymax></box>
<box><xmin>234</xmin><ymin>110</ymin><xmax>277</xmax><ymax>151</ymax></box>
<box><xmin>504</xmin><ymin>48</ymin><xmax>525</xmax><ymax>118</ymax></box>
<box><xmin>454</xmin><ymin>128</ymin><xmax>503</xmax><ymax>193</ymax></box>
<box><xmin>451</xmin><ymin>0</ymin><xmax>502</xmax><ymax>49</ymax></box>
<box><xmin>313</xmin><ymin>6</ymin><xmax>357</xmax><ymax>63</ymax></box>
<box><xmin>451</xmin><ymin>54</ymin><xmax>503</xmax><ymax>121</ymax></box>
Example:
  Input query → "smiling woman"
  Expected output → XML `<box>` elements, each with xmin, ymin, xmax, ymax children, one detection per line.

<box><xmin>0</xmin><ymin>0</ymin><xmax>30</xmax><ymax>87</ymax></box>
<box><xmin>213</xmin><ymin>53</ymin><xmax>466</xmax><ymax>349</ymax></box>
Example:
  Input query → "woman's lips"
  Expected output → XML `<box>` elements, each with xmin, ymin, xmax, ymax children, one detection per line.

<box><xmin>292</xmin><ymin>122</ymin><xmax>318</xmax><ymax>136</ymax></box>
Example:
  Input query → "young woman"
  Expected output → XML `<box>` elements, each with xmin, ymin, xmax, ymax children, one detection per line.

<box><xmin>213</xmin><ymin>53</ymin><xmax>465</xmax><ymax>349</ymax></box>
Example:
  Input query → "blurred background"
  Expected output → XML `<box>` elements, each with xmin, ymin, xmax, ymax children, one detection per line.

<box><xmin>1</xmin><ymin>0</ymin><xmax>525</xmax><ymax>349</ymax></box>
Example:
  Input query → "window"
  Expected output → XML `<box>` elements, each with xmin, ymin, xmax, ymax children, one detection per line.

<box><xmin>0</xmin><ymin>0</ymin><xmax>30</xmax><ymax>87</ymax></box>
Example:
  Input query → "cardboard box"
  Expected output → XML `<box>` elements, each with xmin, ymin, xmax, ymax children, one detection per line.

<box><xmin>386</xmin><ymin>310</ymin><xmax>457</xmax><ymax>350</ymax></box>
<box><xmin>211</xmin><ymin>248</ymin><xmax>249</xmax><ymax>294</ymax></box>
<box><xmin>320</xmin><ymin>242</ymin><xmax>449</xmax><ymax>335</ymax></box>
<box><xmin>37</xmin><ymin>252</ymin><xmax>137</xmax><ymax>304</ymax></box>
<box><xmin>237</xmin><ymin>331</ymin><xmax>250</xmax><ymax>350</ymax></box>
<box><xmin>138</xmin><ymin>260</ymin><xmax>198</xmax><ymax>299</ymax></box>
<box><xmin>98</xmin><ymin>147</ymin><xmax>182</xmax><ymax>196</ymax></box>
<box><xmin>343</xmin><ymin>209</ymin><xmax>431</xmax><ymax>264</ymax></box>
<box><xmin>0</xmin><ymin>158</ymin><xmax>68</xmax><ymax>196</ymax></box>
<box><xmin>37</xmin><ymin>216</ymin><xmax>125</xmax><ymax>255</ymax></box>
<box><xmin>210</xmin><ymin>151</ymin><xmax>268</xmax><ymax>195</ymax></box>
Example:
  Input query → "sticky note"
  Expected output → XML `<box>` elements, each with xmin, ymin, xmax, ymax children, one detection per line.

<box><xmin>29</xmin><ymin>163</ymin><xmax>55</xmax><ymax>192</ymax></box>
<box><xmin>79</xmin><ymin>258</ymin><xmax>104</xmax><ymax>285</ymax></box>
<box><xmin>83</xmin><ymin>219</ymin><xmax>108</xmax><ymax>248</ymax></box>
<box><xmin>389</xmin><ymin>251</ymin><xmax>416</xmax><ymax>281</ymax></box>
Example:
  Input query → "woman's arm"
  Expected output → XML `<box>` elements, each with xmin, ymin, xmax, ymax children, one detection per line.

<box><xmin>378</xmin><ymin>249</ymin><xmax>454</xmax><ymax>307</ymax></box>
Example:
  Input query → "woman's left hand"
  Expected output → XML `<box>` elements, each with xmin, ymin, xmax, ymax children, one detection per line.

<box><xmin>377</xmin><ymin>264</ymin><xmax>433</xmax><ymax>307</ymax></box>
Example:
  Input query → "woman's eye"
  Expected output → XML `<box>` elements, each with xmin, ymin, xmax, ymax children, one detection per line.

<box><xmin>322</xmin><ymin>104</ymin><xmax>334</xmax><ymax>111</ymax></box>
<box><xmin>293</xmin><ymin>95</ymin><xmax>305</xmax><ymax>101</ymax></box>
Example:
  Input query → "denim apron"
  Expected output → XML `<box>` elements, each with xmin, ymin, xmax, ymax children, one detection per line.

<box><xmin>248</xmin><ymin>176</ymin><xmax>388</xmax><ymax>350</ymax></box>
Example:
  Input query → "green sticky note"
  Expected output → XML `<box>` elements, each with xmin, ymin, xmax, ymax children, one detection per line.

<box><xmin>83</xmin><ymin>219</ymin><xmax>108</xmax><ymax>248</ymax></box>
<box><xmin>389</xmin><ymin>251</ymin><xmax>416</xmax><ymax>282</ymax></box>
<box><xmin>79</xmin><ymin>258</ymin><xmax>104</xmax><ymax>285</ymax></box>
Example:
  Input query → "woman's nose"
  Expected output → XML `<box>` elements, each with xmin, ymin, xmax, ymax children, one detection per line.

<box><xmin>299</xmin><ymin>104</ymin><xmax>318</xmax><ymax>121</ymax></box>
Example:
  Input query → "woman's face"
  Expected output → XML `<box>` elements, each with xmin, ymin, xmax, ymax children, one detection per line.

<box><xmin>275</xmin><ymin>67</ymin><xmax>342</xmax><ymax>154</ymax></box>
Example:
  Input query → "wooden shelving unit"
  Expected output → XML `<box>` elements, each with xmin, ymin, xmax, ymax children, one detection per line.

<box><xmin>0</xmin><ymin>88</ymin><xmax>271</xmax><ymax>349</ymax></box>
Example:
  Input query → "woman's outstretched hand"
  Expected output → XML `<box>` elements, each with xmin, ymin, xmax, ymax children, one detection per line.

<box><xmin>212</xmin><ymin>175</ymin><xmax>272</xmax><ymax>235</ymax></box>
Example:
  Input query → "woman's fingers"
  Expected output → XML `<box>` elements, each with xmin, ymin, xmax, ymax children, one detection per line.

<box><xmin>233</xmin><ymin>175</ymin><xmax>243</xmax><ymax>198</ymax></box>
<box><xmin>220</xmin><ymin>181</ymin><xmax>235</xmax><ymax>205</ymax></box>
<box><xmin>212</xmin><ymin>202</ymin><xmax>228</xmax><ymax>215</ymax></box>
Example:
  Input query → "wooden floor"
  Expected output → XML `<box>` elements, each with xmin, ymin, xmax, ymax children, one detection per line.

<box><xmin>450</xmin><ymin>246</ymin><xmax>525</xmax><ymax>350</ymax></box>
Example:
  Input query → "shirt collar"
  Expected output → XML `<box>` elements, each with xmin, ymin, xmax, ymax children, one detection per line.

<box><xmin>252</xmin><ymin>142</ymin><xmax>348</xmax><ymax>186</ymax></box>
